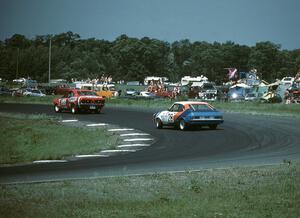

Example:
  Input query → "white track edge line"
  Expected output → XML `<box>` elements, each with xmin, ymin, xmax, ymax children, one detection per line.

<box><xmin>75</xmin><ymin>154</ymin><xmax>109</xmax><ymax>158</ymax></box>
<box><xmin>108</xmin><ymin>128</ymin><xmax>134</xmax><ymax>132</ymax></box>
<box><xmin>33</xmin><ymin>160</ymin><xmax>67</xmax><ymax>163</ymax></box>
<box><xmin>61</xmin><ymin>120</ymin><xmax>78</xmax><ymax>122</ymax></box>
<box><xmin>120</xmin><ymin>133</ymin><xmax>150</xmax><ymax>137</ymax></box>
<box><xmin>100</xmin><ymin>149</ymin><xmax>136</xmax><ymax>153</ymax></box>
<box><xmin>123</xmin><ymin>138</ymin><xmax>154</xmax><ymax>142</ymax></box>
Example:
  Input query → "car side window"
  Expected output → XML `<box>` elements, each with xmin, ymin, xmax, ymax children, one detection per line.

<box><xmin>169</xmin><ymin>104</ymin><xmax>184</xmax><ymax>112</ymax></box>
<box><xmin>178</xmin><ymin>104</ymin><xmax>184</xmax><ymax>112</ymax></box>
<box><xmin>169</xmin><ymin>104</ymin><xmax>177</xmax><ymax>112</ymax></box>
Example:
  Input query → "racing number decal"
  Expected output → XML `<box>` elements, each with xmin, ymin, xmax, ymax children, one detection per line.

<box><xmin>161</xmin><ymin>111</ymin><xmax>176</xmax><ymax>124</ymax></box>
<box><xmin>168</xmin><ymin>113</ymin><xmax>175</xmax><ymax>123</ymax></box>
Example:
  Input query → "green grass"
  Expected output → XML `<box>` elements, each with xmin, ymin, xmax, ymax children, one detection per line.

<box><xmin>105</xmin><ymin>98</ymin><xmax>300</xmax><ymax>117</ymax></box>
<box><xmin>212</xmin><ymin>101</ymin><xmax>300</xmax><ymax>117</ymax></box>
<box><xmin>1</xmin><ymin>163</ymin><xmax>299</xmax><ymax>217</ymax></box>
<box><xmin>0</xmin><ymin>113</ymin><xmax>119</xmax><ymax>164</ymax></box>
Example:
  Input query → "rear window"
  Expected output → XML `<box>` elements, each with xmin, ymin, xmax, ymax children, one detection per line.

<box><xmin>189</xmin><ymin>104</ymin><xmax>214</xmax><ymax>111</ymax></box>
<box><xmin>78</xmin><ymin>91</ymin><xmax>97</xmax><ymax>96</ymax></box>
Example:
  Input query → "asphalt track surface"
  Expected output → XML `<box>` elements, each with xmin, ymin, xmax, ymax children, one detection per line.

<box><xmin>1</xmin><ymin>103</ymin><xmax>300</xmax><ymax>184</ymax></box>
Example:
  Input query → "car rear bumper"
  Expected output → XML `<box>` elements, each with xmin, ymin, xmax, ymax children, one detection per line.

<box><xmin>187</xmin><ymin>119</ymin><xmax>224</xmax><ymax>125</ymax></box>
<box><xmin>79</xmin><ymin>104</ymin><xmax>104</xmax><ymax>111</ymax></box>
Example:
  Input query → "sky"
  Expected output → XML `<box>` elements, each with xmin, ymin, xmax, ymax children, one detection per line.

<box><xmin>0</xmin><ymin>0</ymin><xmax>299</xmax><ymax>50</ymax></box>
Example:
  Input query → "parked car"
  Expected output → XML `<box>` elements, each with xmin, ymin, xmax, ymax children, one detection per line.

<box><xmin>11</xmin><ymin>88</ymin><xmax>25</xmax><ymax>97</ymax></box>
<box><xmin>13</xmin><ymin>78</ymin><xmax>26</xmax><ymax>84</ymax></box>
<box><xmin>0</xmin><ymin>86</ymin><xmax>12</xmax><ymax>96</ymax></box>
<box><xmin>153</xmin><ymin>101</ymin><xmax>224</xmax><ymax>130</ymax></box>
<box><xmin>198</xmin><ymin>83</ymin><xmax>218</xmax><ymax>101</ymax></box>
<box><xmin>139</xmin><ymin>91</ymin><xmax>156</xmax><ymax>98</ymax></box>
<box><xmin>227</xmin><ymin>86</ymin><xmax>247</xmax><ymax>101</ymax></box>
<box><xmin>261</xmin><ymin>92</ymin><xmax>282</xmax><ymax>103</ymax></box>
<box><xmin>23</xmin><ymin>89</ymin><xmax>46</xmax><ymax>97</ymax></box>
<box><xmin>281</xmin><ymin>77</ymin><xmax>294</xmax><ymax>86</ymax></box>
<box><xmin>287</xmin><ymin>81</ymin><xmax>300</xmax><ymax>103</ymax></box>
<box><xmin>95</xmin><ymin>84</ymin><xmax>119</xmax><ymax>98</ymax></box>
<box><xmin>125</xmin><ymin>88</ymin><xmax>139</xmax><ymax>96</ymax></box>
<box><xmin>53</xmin><ymin>89</ymin><xmax>105</xmax><ymax>114</ymax></box>
<box><xmin>245</xmin><ymin>93</ymin><xmax>258</xmax><ymax>101</ymax></box>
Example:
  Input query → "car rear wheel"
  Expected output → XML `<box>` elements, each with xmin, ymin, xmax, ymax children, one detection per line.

<box><xmin>179</xmin><ymin>119</ymin><xmax>187</xmax><ymax>131</ymax></box>
<box><xmin>96</xmin><ymin>108</ymin><xmax>102</xmax><ymax>114</ymax></box>
<box><xmin>155</xmin><ymin>118</ymin><xmax>163</xmax><ymax>129</ymax></box>
<box><xmin>209</xmin><ymin>124</ymin><xmax>217</xmax><ymax>130</ymax></box>
<box><xmin>54</xmin><ymin>105</ymin><xmax>60</xmax><ymax>113</ymax></box>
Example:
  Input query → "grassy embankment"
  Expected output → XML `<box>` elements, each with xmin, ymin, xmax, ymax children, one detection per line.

<box><xmin>1</xmin><ymin>95</ymin><xmax>300</xmax><ymax>118</ymax></box>
<box><xmin>1</xmin><ymin>163</ymin><xmax>299</xmax><ymax>217</ymax></box>
<box><xmin>0</xmin><ymin>112</ymin><xmax>119</xmax><ymax>164</ymax></box>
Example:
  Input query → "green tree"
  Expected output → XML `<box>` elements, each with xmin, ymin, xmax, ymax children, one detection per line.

<box><xmin>248</xmin><ymin>42</ymin><xmax>281</xmax><ymax>81</ymax></box>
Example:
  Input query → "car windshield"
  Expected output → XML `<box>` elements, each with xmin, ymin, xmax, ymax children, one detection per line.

<box><xmin>78</xmin><ymin>91</ymin><xmax>97</xmax><ymax>96</ymax></box>
<box><xmin>203</xmin><ymin>84</ymin><xmax>214</xmax><ymax>90</ymax></box>
<box><xmin>283</xmin><ymin>78</ymin><xmax>292</xmax><ymax>81</ymax></box>
<box><xmin>189</xmin><ymin>104</ymin><xmax>214</xmax><ymax>111</ymax></box>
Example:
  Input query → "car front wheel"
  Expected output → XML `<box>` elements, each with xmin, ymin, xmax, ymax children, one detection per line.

<box><xmin>155</xmin><ymin>118</ymin><xmax>163</xmax><ymax>129</ymax></box>
<box><xmin>54</xmin><ymin>105</ymin><xmax>61</xmax><ymax>113</ymax></box>
<box><xmin>96</xmin><ymin>108</ymin><xmax>102</xmax><ymax>114</ymax></box>
<box><xmin>71</xmin><ymin>105</ymin><xmax>78</xmax><ymax>114</ymax></box>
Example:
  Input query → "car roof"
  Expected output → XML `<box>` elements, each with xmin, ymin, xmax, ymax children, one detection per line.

<box><xmin>78</xmin><ymin>89</ymin><xmax>95</xmax><ymax>92</ymax></box>
<box><xmin>174</xmin><ymin>101</ymin><xmax>209</xmax><ymax>106</ymax></box>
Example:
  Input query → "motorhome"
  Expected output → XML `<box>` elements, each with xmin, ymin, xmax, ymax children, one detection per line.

<box><xmin>181</xmin><ymin>75</ymin><xmax>208</xmax><ymax>86</ymax></box>
<box><xmin>144</xmin><ymin>76</ymin><xmax>168</xmax><ymax>85</ymax></box>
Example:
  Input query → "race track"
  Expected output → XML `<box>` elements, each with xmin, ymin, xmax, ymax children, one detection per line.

<box><xmin>1</xmin><ymin>103</ymin><xmax>300</xmax><ymax>183</ymax></box>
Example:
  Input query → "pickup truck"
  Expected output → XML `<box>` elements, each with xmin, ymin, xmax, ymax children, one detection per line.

<box><xmin>53</xmin><ymin>89</ymin><xmax>105</xmax><ymax>114</ymax></box>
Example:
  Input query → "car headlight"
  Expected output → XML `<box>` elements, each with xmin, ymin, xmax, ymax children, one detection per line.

<box><xmin>232</xmin><ymin>93</ymin><xmax>238</xmax><ymax>99</ymax></box>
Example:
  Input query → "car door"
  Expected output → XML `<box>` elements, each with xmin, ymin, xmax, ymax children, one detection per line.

<box><xmin>32</xmin><ymin>90</ymin><xmax>39</xmax><ymax>96</ymax></box>
<box><xmin>60</xmin><ymin>92</ymin><xmax>71</xmax><ymax>109</ymax></box>
<box><xmin>161</xmin><ymin>104</ymin><xmax>181</xmax><ymax>124</ymax></box>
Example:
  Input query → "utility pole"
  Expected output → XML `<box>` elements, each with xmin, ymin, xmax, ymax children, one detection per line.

<box><xmin>16</xmin><ymin>48</ymin><xmax>20</xmax><ymax>79</ymax></box>
<box><xmin>48</xmin><ymin>37</ymin><xmax>52</xmax><ymax>84</ymax></box>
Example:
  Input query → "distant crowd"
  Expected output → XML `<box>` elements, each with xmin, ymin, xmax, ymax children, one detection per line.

<box><xmin>71</xmin><ymin>74</ymin><xmax>113</xmax><ymax>84</ymax></box>
<box><xmin>147</xmin><ymin>79</ymin><xmax>180</xmax><ymax>98</ymax></box>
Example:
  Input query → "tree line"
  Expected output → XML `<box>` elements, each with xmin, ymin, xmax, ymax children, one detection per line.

<box><xmin>1</xmin><ymin>31</ymin><xmax>300</xmax><ymax>84</ymax></box>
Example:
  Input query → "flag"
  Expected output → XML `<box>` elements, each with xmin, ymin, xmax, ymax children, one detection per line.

<box><xmin>227</xmin><ymin>68</ymin><xmax>237</xmax><ymax>80</ymax></box>
<box><xmin>295</xmin><ymin>70</ymin><xmax>300</xmax><ymax>81</ymax></box>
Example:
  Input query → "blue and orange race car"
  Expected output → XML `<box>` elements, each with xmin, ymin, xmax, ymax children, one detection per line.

<box><xmin>153</xmin><ymin>101</ymin><xmax>224</xmax><ymax>130</ymax></box>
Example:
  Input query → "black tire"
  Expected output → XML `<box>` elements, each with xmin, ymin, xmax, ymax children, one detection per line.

<box><xmin>179</xmin><ymin>119</ymin><xmax>187</xmax><ymax>131</ymax></box>
<box><xmin>96</xmin><ymin>108</ymin><xmax>102</xmax><ymax>114</ymax></box>
<box><xmin>209</xmin><ymin>124</ymin><xmax>217</xmax><ymax>130</ymax></box>
<box><xmin>54</xmin><ymin>105</ymin><xmax>61</xmax><ymax>113</ymax></box>
<box><xmin>71</xmin><ymin>105</ymin><xmax>78</xmax><ymax>114</ymax></box>
<box><xmin>155</xmin><ymin>118</ymin><xmax>163</xmax><ymax>129</ymax></box>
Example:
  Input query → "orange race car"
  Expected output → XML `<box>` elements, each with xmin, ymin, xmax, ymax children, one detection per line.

<box><xmin>53</xmin><ymin>89</ymin><xmax>105</xmax><ymax>114</ymax></box>
<box><xmin>153</xmin><ymin>101</ymin><xmax>224</xmax><ymax>130</ymax></box>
